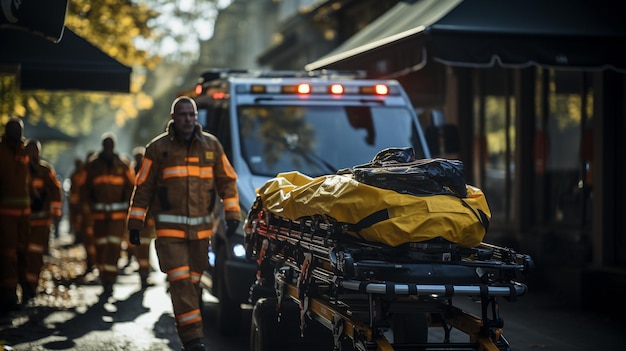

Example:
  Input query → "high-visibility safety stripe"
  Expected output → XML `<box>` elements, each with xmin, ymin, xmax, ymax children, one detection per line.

<box><xmin>162</xmin><ymin>166</ymin><xmax>213</xmax><ymax>179</ymax></box>
<box><xmin>135</xmin><ymin>158</ymin><xmax>152</xmax><ymax>186</ymax></box>
<box><xmin>92</xmin><ymin>175</ymin><xmax>125</xmax><ymax>185</ymax></box>
<box><xmin>156</xmin><ymin>214</ymin><xmax>211</xmax><ymax>226</ymax></box>
<box><xmin>92</xmin><ymin>212</ymin><xmax>127</xmax><ymax>220</ymax></box>
<box><xmin>0</xmin><ymin>208</ymin><xmax>31</xmax><ymax>216</ymax></box>
<box><xmin>167</xmin><ymin>266</ymin><xmax>190</xmax><ymax>282</ymax></box>
<box><xmin>93</xmin><ymin>202</ymin><xmax>128</xmax><ymax>211</ymax></box>
<box><xmin>30</xmin><ymin>218</ymin><xmax>51</xmax><ymax>227</ymax></box>
<box><xmin>28</xmin><ymin>243</ymin><xmax>45</xmax><ymax>254</ymax></box>
<box><xmin>185</xmin><ymin>157</ymin><xmax>200</xmax><ymax>163</ymax></box>
<box><xmin>222</xmin><ymin>197</ymin><xmax>240</xmax><ymax>212</ymax></box>
<box><xmin>176</xmin><ymin>309</ymin><xmax>202</xmax><ymax>327</ymax></box>
<box><xmin>140</xmin><ymin>237</ymin><xmax>152</xmax><ymax>245</ymax></box>
<box><xmin>103</xmin><ymin>264</ymin><xmax>118</xmax><ymax>273</ymax></box>
<box><xmin>155</xmin><ymin>228</ymin><xmax>213</xmax><ymax>239</ymax></box>
<box><xmin>108</xmin><ymin>236</ymin><xmax>123</xmax><ymax>244</ymax></box>
<box><xmin>93</xmin><ymin>174</ymin><xmax>126</xmax><ymax>185</ymax></box>
<box><xmin>191</xmin><ymin>272</ymin><xmax>201</xmax><ymax>284</ymax></box>
<box><xmin>156</xmin><ymin>229</ymin><xmax>186</xmax><ymax>238</ymax></box>
<box><xmin>128</xmin><ymin>207</ymin><xmax>147</xmax><ymax>220</ymax></box>
<box><xmin>95</xmin><ymin>237</ymin><xmax>108</xmax><ymax>245</ymax></box>
<box><xmin>197</xmin><ymin>230</ymin><xmax>212</xmax><ymax>239</ymax></box>
<box><xmin>221</xmin><ymin>154</ymin><xmax>237</xmax><ymax>179</ymax></box>
<box><xmin>33</xmin><ymin>179</ymin><xmax>44</xmax><ymax>188</ymax></box>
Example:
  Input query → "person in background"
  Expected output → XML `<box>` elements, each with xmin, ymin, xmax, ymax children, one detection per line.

<box><xmin>82</xmin><ymin>133</ymin><xmax>135</xmax><ymax>295</ymax></box>
<box><xmin>0</xmin><ymin>118</ymin><xmax>31</xmax><ymax>313</ymax></box>
<box><xmin>76</xmin><ymin>151</ymin><xmax>98</xmax><ymax>277</ymax></box>
<box><xmin>68</xmin><ymin>158</ymin><xmax>85</xmax><ymax>238</ymax></box>
<box><xmin>23</xmin><ymin>138</ymin><xmax>62</xmax><ymax>302</ymax></box>
<box><xmin>128</xmin><ymin>145</ymin><xmax>156</xmax><ymax>288</ymax></box>
<box><xmin>127</xmin><ymin>96</ymin><xmax>240</xmax><ymax>351</ymax></box>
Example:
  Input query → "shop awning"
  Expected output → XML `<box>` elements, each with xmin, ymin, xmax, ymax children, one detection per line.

<box><xmin>305</xmin><ymin>0</ymin><xmax>626</xmax><ymax>76</ymax></box>
<box><xmin>0</xmin><ymin>27</ymin><xmax>132</xmax><ymax>92</ymax></box>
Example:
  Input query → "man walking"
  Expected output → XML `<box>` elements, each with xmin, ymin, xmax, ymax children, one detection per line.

<box><xmin>23</xmin><ymin>139</ymin><xmax>63</xmax><ymax>302</ymax></box>
<box><xmin>0</xmin><ymin>118</ymin><xmax>31</xmax><ymax>312</ymax></box>
<box><xmin>127</xmin><ymin>96</ymin><xmax>240</xmax><ymax>351</ymax></box>
<box><xmin>83</xmin><ymin>133</ymin><xmax>135</xmax><ymax>295</ymax></box>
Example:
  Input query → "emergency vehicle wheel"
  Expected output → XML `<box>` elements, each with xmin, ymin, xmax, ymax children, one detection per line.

<box><xmin>216</xmin><ymin>244</ymin><xmax>241</xmax><ymax>336</ymax></box>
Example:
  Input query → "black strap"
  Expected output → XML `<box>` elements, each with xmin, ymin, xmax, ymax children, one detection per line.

<box><xmin>347</xmin><ymin>208</ymin><xmax>390</xmax><ymax>235</ymax></box>
<box><xmin>460</xmin><ymin>198</ymin><xmax>490</xmax><ymax>231</ymax></box>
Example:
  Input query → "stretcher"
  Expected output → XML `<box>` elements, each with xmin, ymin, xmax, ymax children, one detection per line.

<box><xmin>244</xmin><ymin>150</ymin><xmax>533</xmax><ymax>351</ymax></box>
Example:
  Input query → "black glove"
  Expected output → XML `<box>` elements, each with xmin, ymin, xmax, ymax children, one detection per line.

<box><xmin>226</xmin><ymin>219</ymin><xmax>240</xmax><ymax>237</ymax></box>
<box><xmin>129</xmin><ymin>229</ymin><xmax>141</xmax><ymax>246</ymax></box>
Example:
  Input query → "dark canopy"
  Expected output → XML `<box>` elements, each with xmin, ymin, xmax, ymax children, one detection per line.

<box><xmin>0</xmin><ymin>27</ymin><xmax>132</xmax><ymax>92</ymax></box>
<box><xmin>305</xmin><ymin>0</ymin><xmax>626</xmax><ymax>76</ymax></box>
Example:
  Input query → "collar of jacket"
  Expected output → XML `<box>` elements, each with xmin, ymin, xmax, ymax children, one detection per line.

<box><xmin>166</xmin><ymin>120</ymin><xmax>206</xmax><ymax>145</ymax></box>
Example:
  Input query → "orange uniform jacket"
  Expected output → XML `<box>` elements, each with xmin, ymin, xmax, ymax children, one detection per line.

<box><xmin>29</xmin><ymin>159</ymin><xmax>63</xmax><ymax>221</ymax></box>
<box><xmin>128</xmin><ymin>121</ymin><xmax>240</xmax><ymax>239</ymax></box>
<box><xmin>82</xmin><ymin>153</ymin><xmax>135</xmax><ymax>222</ymax></box>
<box><xmin>0</xmin><ymin>138</ymin><xmax>30</xmax><ymax>216</ymax></box>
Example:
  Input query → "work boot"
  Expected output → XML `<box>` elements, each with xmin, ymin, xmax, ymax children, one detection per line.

<box><xmin>182</xmin><ymin>338</ymin><xmax>207</xmax><ymax>351</ymax></box>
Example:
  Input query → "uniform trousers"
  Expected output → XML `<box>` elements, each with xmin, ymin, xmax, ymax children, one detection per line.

<box><xmin>92</xmin><ymin>213</ymin><xmax>126</xmax><ymax>286</ymax></box>
<box><xmin>0</xmin><ymin>214</ymin><xmax>29</xmax><ymax>305</ymax></box>
<box><xmin>155</xmin><ymin>236</ymin><xmax>209</xmax><ymax>343</ymax></box>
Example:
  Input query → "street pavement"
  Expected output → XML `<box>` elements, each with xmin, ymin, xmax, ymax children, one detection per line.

<box><xmin>2</xmin><ymin>220</ymin><xmax>625</xmax><ymax>351</ymax></box>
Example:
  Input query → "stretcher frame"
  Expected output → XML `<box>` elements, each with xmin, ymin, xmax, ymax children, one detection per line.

<box><xmin>246</xmin><ymin>208</ymin><xmax>533</xmax><ymax>351</ymax></box>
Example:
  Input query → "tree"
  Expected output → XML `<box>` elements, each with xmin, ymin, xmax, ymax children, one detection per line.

<box><xmin>1</xmin><ymin>0</ymin><xmax>226</xmax><ymax>136</ymax></box>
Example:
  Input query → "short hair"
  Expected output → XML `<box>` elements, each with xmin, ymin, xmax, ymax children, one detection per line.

<box><xmin>170</xmin><ymin>96</ymin><xmax>198</xmax><ymax>114</ymax></box>
<box><xmin>132</xmin><ymin>146</ymin><xmax>145</xmax><ymax>156</ymax></box>
<box><xmin>101</xmin><ymin>131</ymin><xmax>117</xmax><ymax>145</ymax></box>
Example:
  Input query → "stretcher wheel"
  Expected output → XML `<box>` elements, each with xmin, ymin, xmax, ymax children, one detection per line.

<box><xmin>250</xmin><ymin>298</ymin><xmax>282</xmax><ymax>351</ymax></box>
<box><xmin>250</xmin><ymin>298</ymin><xmax>333</xmax><ymax>351</ymax></box>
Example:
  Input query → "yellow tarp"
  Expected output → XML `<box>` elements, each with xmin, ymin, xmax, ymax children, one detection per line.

<box><xmin>257</xmin><ymin>171</ymin><xmax>491</xmax><ymax>248</ymax></box>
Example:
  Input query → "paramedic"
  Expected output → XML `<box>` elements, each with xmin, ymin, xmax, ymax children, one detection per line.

<box><xmin>0</xmin><ymin>118</ymin><xmax>31</xmax><ymax>312</ymax></box>
<box><xmin>82</xmin><ymin>133</ymin><xmax>135</xmax><ymax>295</ymax></box>
<box><xmin>23</xmin><ymin>139</ymin><xmax>63</xmax><ymax>302</ymax></box>
<box><xmin>127</xmin><ymin>96</ymin><xmax>240</xmax><ymax>351</ymax></box>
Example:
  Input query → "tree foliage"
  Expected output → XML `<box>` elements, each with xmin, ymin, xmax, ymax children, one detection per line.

<box><xmin>1</xmin><ymin>0</ymin><xmax>224</xmax><ymax>141</ymax></box>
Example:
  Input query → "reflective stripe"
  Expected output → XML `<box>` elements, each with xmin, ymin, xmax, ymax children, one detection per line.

<box><xmin>197</xmin><ymin>229</ymin><xmax>212</xmax><ymax>239</ymax></box>
<box><xmin>93</xmin><ymin>202</ymin><xmax>128</xmax><ymax>211</ymax></box>
<box><xmin>92</xmin><ymin>212</ymin><xmax>126</xmax><ymax>220</ymax></box>
<box><xmin>140</xmin><ymin>237</ymin><xmax>152</xmax><ymax>245</ymax></box>
<box><xmin>162</xmin><ymin>166</ymin><xmax>213</xmax><ymax>179</ymax></box>
<box><xmin>93</xmin><ymin>175</ymin><xmax>125</xmax><ymax>185</ymax></box>
<box><xmin>176</xmin><ymin>309</ymin><xmax>202</xmax><ymax>326</ymax></box>
<box><xmin>30</xmin><ymin>218</ymin><xmax>51</xmax><ymax>227</ymax></box>
<box><xmin>190</xmin><ymin>272</ymin><xmax>201</xmax><ymax>284</ymax></box>
<box><xmin>168</xmin><ymin>266</ymin><xmax>190</xmax><ymax>282</ymax></box>
<box><xmin>103</xmin><ymin>264</ymin><xmax>118</xmax><ymax>273</ymax></box>
<box><xmin>28</xmin><ymin>243</ymin><xmax>45</xmax><ymax>254</ymax></box>
<box><xmin>156</xmin><ymin>229</ymin><xmax>186</xmax><ymax>238</ymax></box>
<box><xmin>136</xmin><ymin>158</ymin><xmax>152</xmax><ymax>186</ymax></box>
<box><xmin>156</xmin><ymin>214</ymin><xmax>211</xmax><ymax>226</ymax></box>
<box><xmin>128</xmin><ymin>207</ymin><xmax>147</xmax><ymax>220</ymax></box>
<box><xmin>221</xmin><ymin>154</ymin><xmax>237</xmax><ymax>179</ymax></box>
